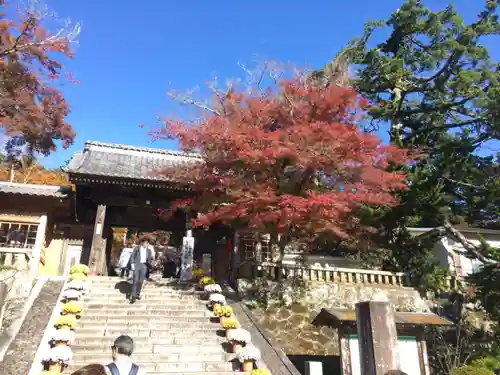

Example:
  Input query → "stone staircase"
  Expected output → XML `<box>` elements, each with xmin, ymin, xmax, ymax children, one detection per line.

<box><xmin>67</xmin><ymin>276</ymin><xmax>239</xmax><ymax>374</ymax></box>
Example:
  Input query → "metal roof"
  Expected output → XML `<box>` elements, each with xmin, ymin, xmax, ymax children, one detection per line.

<box><xmin>0</xmin><ymin>182</ymin><xmax>70</xmax><ymax>198</ymax></box>
<box><xmin>318</xmin><ymin>308</ymin><xmax>452</xmax><ymax>326</ymax></box>
<box><xmin>408</xmin><ymin>226</ymin><xmax>500</xmax><ymax>236</ymax></box>
<box><xmin>65</xmin><ymin>141</ymin><xmax>202</xmax><ymax>182</ymax></box>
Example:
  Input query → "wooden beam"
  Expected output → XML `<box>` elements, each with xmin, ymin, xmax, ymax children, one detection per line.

<box><xmin>89</xmin><ymin>204</ymin><xmax>108</xmax><ymax>275</ymax></box>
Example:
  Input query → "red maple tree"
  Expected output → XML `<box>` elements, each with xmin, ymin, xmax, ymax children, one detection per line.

<box><xmin>158</xmin><ymin>76</ymin><xmax>412</xmax><ymax>254</ymax></box>
<box><xmin>0</xmin><ymin>1</ymin><xmax>79</xmax><ymax>155</ymax></box>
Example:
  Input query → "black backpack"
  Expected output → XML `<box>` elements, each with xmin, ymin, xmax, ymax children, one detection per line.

<box><xmin>106</xmin><ymin>363</ymin><xmax>139</xmax><ymax>375</ymax></box>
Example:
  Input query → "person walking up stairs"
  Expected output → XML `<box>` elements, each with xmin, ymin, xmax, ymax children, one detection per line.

<box><xmin>67</xmin><ymin>276</ymin><xmax>239</xmax><ymax>374</ymax></box>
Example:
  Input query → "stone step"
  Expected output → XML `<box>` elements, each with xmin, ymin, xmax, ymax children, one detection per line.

<box><xmin>72</xmin><ymin>343</ymin><xmax>225</xmax><ymax>355</ymax></box>
<box><xmin>77</xmin><ymin>315</ymin><xmax>217</xmax><ymax>324</ymax></box>
<box><xmin>88</xmin><ymin>276</ymin><xmax>194</xmax><ymax>284</ymax></box>
<box><xmin>86</xmin><ymin>289</ymin><xmax>202</xmax><ymax>296</ymax></box>
<box><xmin>75</xmin><ymin>327</ymin><xmax>223</xmax><ymax>338</ymax></box>
<box><xmin>83</xmin><ymin>301</ymin><xmax>207</xmax><ymax>309</ymax></box>
<box><xmin>75</xmin><ymin>336</ymin><xmax>226</xmax><ymax>346</ymax></box>
<box><xmin>67</xmin><ymin>369</ymin><xmax>241</xmax><ymax>375</ymax></box>
<box><xmin>86</xmin><ymin>294</ymin><xmax>203</xmax><ymax>301</ymax></box>
<box><xmin>79</xmin><ymin>312</ymin><xmax>212</xmax><ymax>320</ymax></box>
<box><xmin>83</xmin><ymin>303</ymin><xmax>209</xmax><ymax>312</ymax></box>
<box><xmin>67</xmin><ymin>361</ymin><xmax>236</xmax><ymax>373</ymax></box>
<box><xmin>84</xmin><ymin>307</ymin><xmax>209</xmax><ymax>316</ymax></box>
<box><xmin>78</xmin><ymin>321</ymin><xmax>220</xmax><ymax>330</ymax></box>
<box><xmin>82</xmin><ymin>296</ymin><xmax>207</xmax><ymax>310</ymax></box>
<box><xmin>87</xmin><ymin>283</ymin><xmax>205</xmax><ymax>295</ymax></box>
<box><xmin>88</xmin><ymin>282</ymin><xmax>200</xmax><ymax>290</ymax></box>
<box><xmin>73</xmin><ymin>353</ymin><xmax>232</xmax><ymax>363</ymax></box>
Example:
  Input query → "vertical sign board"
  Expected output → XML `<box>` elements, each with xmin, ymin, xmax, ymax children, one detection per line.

<box><xmin>180</xmin><ymin>232</ymin><xmax>195</xmax><ymax>281</ymax></box>
<box><xmin>349</xmin><ymin>335</ymin><xmax>420</xmax><ymax>375</ymax></box>
<box><xmin>202</xmin><ymin>253</ymin><xmax>212</xmax><ymax>276</ymax></box>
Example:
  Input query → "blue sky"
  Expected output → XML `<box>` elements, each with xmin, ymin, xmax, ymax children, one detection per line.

<box><xmin>39</xmin><ymin>0</ymin><xmax>495</xmax><ymax>168</ymax></box>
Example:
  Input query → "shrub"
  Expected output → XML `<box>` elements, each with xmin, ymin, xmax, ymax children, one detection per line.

<box><xmin>470</xmin><ymin>356</ymin><xmax>500</xmax><ymax>372</ymax></box>
<box><xmin>452</xmin><ymin>365</ymin><xmax>494</xmax><ymax>375</ymax></box>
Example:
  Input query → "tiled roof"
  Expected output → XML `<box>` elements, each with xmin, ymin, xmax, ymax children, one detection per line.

<box><xmin>65</xmin><ymin>141</ymin><xmax>202</xmax><ymax>182</ymax></box>
<box><xmin>0</xmin><ymin>182</ymin><xmax>70</xmax><ymax>198</ymax></box>
<box><xmin>317</xmin><ymin>308</ymin><xmax>452</xmax><ymax>326</ymax></box>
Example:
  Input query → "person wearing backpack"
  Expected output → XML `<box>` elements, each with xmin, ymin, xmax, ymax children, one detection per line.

<box><xmin>106</xmin><ymin>335</ymin><xmax>146</xmax><ymax>375</ymax></box>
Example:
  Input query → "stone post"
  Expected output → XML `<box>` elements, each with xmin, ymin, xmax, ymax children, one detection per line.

<box><xmin>305</xmin><ymin>361</ymin><xmax>323</xmax><ymax>375</ymax></box>
<box><xmin>355</xmin><ymin>301</ymin><xmax>401</xmax><ymax>375</ymax></box>
<box><xmin>180</xmin><ymin>229</ymin><xmax>195</xmax><ymax>281</ymax></box>
<box><xmin>30</xmin><ymin>214</ymin><xmax>47</xmax><ymax>277</ymax></box>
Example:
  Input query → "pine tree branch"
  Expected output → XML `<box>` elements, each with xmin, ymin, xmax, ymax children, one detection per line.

<box><xmin>418</xmin><ymin>220</ymin><xmax>495</xmax><ymax>265</ymax></box>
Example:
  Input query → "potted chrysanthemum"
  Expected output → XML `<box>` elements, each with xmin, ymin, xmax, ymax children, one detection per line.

<box><xmin>213</xmin><ymin>305</ymin><xmax>232</xmax><ymax>323</ymax></box>
<box><xmin>70</xmin><ymin>264</ymin><xmax>89</xmax><ymax>275</ymax></box>
<box><xmin>65</xmin><ymin>280</ymin><xmax>87</xmax><ymax>293</ymax></box>
<box><xmin>55</xmin><ymin>315</ymin><xmax>77</xmax><ymax>330</ymax></box>
<box><xmin>237</xmin><ymin>345</ymin><xmax>261</xmax><ymax>372</ymax></box>
<box><xmin>61</xmin><ymin>301</ymin><xmax>83</xmax><ymax>317</ymax></box>
<box><xmin>227</xmin><ymin>328</ymin><xmax>251</xmax><ymax>353</ymax></box>
<box><xmin>61</xmin><ymin>289</ymin><xmax>82</xmax><ymax>302</ymax></box>
<box><xmin>209</xmin><ymin>293</ymin><xmax>226</xmax><ymax>310</ymax></box>
<box><xmin>221</xmin><ymin>317</ymin><xmax>239</xmax><ymax>338</ymax></box>
<box><xmin>42</xmin><ymin>346</ymin><xmax>73</xmax><ymax>373</ymax></box>
<box><xmin>198</xmin><ymin>276</ymin><xmax>215</xmax><ymax>291</ymax></box>
<box><xmin>204</xmin><ymin>283</ymin><xmax>222</xmax><ymax>294</ymax></box>
<box><xmin>250</xmin><ymin>369</ymin><xmax>271</xmax><ymax>375</ymax></box>
<box><xmin>192</xmin><ymin>268</ymin><xmax>206</xmax><ymax>281</ymax></box>
<box><xmin>69</xmin><ymin>272</ymin><xmax>88</xmax><ymax>281</ymax></box>
<box><xmin>50</xmin><ymin>329</ymin><xmax>75</xmax><ymax>347</ymax></box>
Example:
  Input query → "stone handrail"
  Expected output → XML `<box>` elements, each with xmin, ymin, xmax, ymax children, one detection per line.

<box><xmin>253</xmin><ymin>262</ymin><xmax>407</xmax><ymax>287</ymax></box>
<box><xmin>0</xmin><ymin>247</ymin><xmax>31</xmax><ymax>269</ymax></box>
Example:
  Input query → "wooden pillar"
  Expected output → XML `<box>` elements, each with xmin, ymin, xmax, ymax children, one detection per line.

<box><xmin>30</xmin><ymin>214</ymin><xmax>47</xmax><ymax>277</ymax></box>
<box><xmin>89</xmin><ymin>204</ymin><xmax>108</xmax><ymax>275</ymax></box>
<box><xmin>355</xmin><ymin>301</ymin><xmax>400</xmax><ymax>375</ymax></box>
<box><xmin>230</xmin><ymin>231</ymin><xmax>240</xmax><ymax>283</ymax></box>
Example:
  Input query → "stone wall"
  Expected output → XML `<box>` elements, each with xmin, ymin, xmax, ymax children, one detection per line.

<box><xmin>236</xmin><ymin>278</ymin><xmax>430</xmax><ymax>312</ymax></box>
<box><xmin>237</xmin><ymin>277</ymin><xmax>430</xmax><ymax>359</ymax></box>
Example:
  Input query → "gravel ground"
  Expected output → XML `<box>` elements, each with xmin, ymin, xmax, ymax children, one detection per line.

<box><xmin>0</xmin><ymin>280</ymin><xmax>63</xmax><ymax>375</ymax></box>
<box><xmin>1</xmin><ymin>298</ymin><xmax>28</xmax><ymax>332</ymax></box>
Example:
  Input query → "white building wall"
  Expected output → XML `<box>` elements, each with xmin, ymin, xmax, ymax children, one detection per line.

<box><xmin>438</xmin><ymin>236</ymin><xmax>500</xmax><ymax>277</ymax></box>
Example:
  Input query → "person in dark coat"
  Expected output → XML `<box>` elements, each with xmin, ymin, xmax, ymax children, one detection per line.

<box><xmin>128</xmin><ymin>238</ymin><xmax>154</xmax><ymax>304</ymax></box>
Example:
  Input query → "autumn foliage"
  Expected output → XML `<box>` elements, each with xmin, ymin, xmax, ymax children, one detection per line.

<box><xmin>158</xmin><ymin>77</ymin><xmax>412</xmax><ymax>242</ymax></box>
<box><xmin>0</xmin><ymin>163</ymin><xmax>70</xmax><ymax>186</ymax></box>
<box><xmin>0</xmin><ymin>1</ymin><xmax>78</xmax><ymax>155</ymax></box>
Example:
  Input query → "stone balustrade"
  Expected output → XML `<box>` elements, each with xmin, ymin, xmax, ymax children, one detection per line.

<box><xmin>251</xmin><ymin>262</ymin><xmax>407</xmax><ymax>287</ymax></box>
<box><xmin>0</xmin><ymin>247</ymin><xmax>30</xmax><ymax>269</ymax></box>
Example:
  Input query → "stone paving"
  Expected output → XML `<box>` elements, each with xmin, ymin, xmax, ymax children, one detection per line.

<box><xmin>0</xmin><ymin>280</ymin><xmax>64</xmax><ymax>375</ymax></box>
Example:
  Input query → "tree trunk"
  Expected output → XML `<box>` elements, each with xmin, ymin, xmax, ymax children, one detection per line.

<box><xmin>9</xmin><ymin>164</ymin><xmax>14</xmax><ymax>183</ymax></box>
